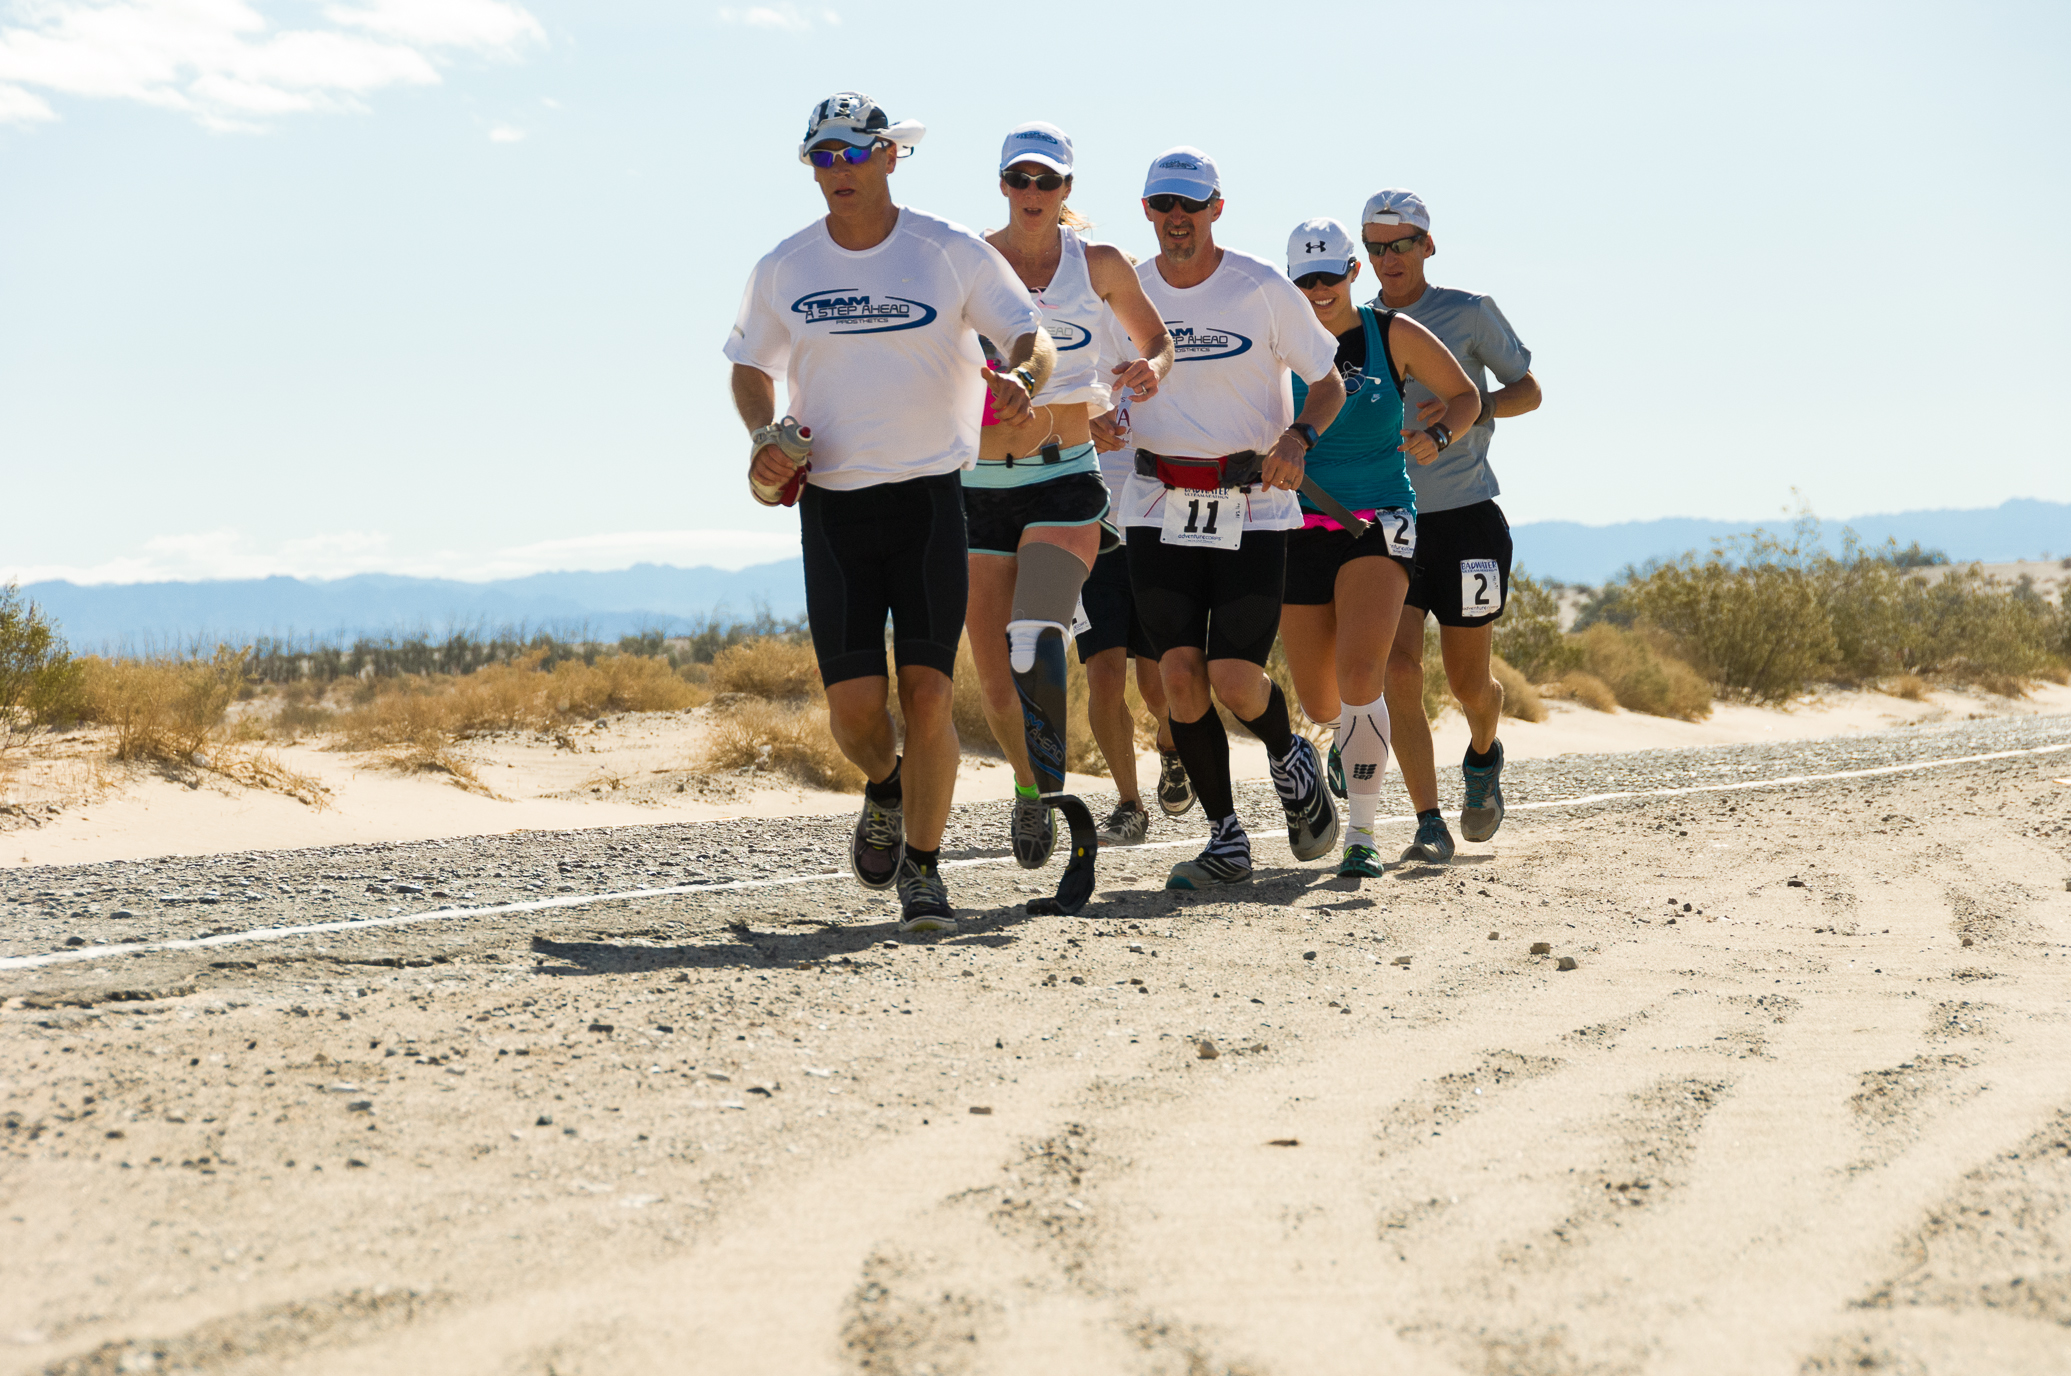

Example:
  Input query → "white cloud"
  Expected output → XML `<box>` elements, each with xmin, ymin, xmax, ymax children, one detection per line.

<box><xmin>715</xmin><ymin>4</ymin><xmax>839</xmax><ymax>34</ymax></box>
<box><xmin>2</xmin><ymin>528</ymin><xmax>801</xmax><ymax>586</ymax></box>
<box><xmin>486</xmin><ymin>120</ymin><xmax>519</xmax><ymax>141</ymax></box>
<box><xmin>0</xmin><ymin>0</ymin><xmax>544</xmax><ymax>130</ymax></box>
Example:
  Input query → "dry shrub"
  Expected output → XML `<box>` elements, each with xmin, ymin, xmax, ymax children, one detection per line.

<box><xmin>210</xmin><ymin>747</ymin><xmax>333</xmax><ymax>809</ymax></box>
<box><xmin>1492</xmin><ymin>569</ymin><xmax>1578</xmax><ymax>682</ymax></box>
<box><xmin>549</xmin><ymin>654</ymin><xmax>707</xmax><ymax>717</ymax></box>
<box><xmin>334</xmin><ymin>651</ymin><xmax>705</xmax><ymax>749</ymax></box>
<box><xmin>710</xmin><ymin>637</ymin><xmax>822</xmax><ymax>701</ymax></box>
<box><xmin>701</xmin><ymin>698</ymin><xmax>864</xmax><ymax>792</ymax></box>
<box><xmin>0</xmin><ymin>583</ymin><xmax>83</xmax><ymax>741</ymax></box>
<box><xmin>387</xmin><ymin>743</ymin><xmax>496</xmax><ymax>795</ymax></box>
<box><xmin>1575</xmin><ymin>624</ymin><xmax>1712</xmax><ymax>720</ymax></box>
<box><xmin>1884</xmin><ymin>673</ymin><xmax>1928</xmax><ymax>701</ymax></box>
<box><xmin>1549</xmin><ymin>671</ymin><xmax>1618</xmax><ymax>713</ymax></box>
<box><xmin>77</xmin><ymin>646</ymin><xmax>250</xmax><ymax>762</ymax></box>
<box><xmin>274</xmin><ymin>699</ymin><xmax>338</xmax><ymax>739</ymax></box>
<box><xmin>1489</xmin><ymin>654</ymin><xmax>1545</xmax><ymax>722</ymax></box>
<box><xmin>1420</xmin><ymin>621</ymin><xmax>1449</xmax><ymax>723</ymax></box>
<box><xmin>950</xmin><ymin>637</ymin><xmax>998</xmax><ymax>752</ymax></box>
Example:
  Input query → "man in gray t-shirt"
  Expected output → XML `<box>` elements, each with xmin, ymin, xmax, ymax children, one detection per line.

<box><xmin>1361</xmin><ymin>188</ymin><xmax>1543</xmax><ymax>865</ymax></box>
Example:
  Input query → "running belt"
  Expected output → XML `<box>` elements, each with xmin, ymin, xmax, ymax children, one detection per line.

<box><xmin>1133</xmin><ymin>448</ymin><xmax>1263</xmax><ymax>491</ymax></box>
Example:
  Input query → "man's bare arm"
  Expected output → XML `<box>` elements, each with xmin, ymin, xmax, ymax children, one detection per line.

<box><xmin>732</xmin><ymin>364</ymin><xmax>797</xmax><ymax>491</ymax></box>
<box><xmin>1489</xmin><ymin>370</ymin><xmax>1541</xmax><ymax>419</ymax></box>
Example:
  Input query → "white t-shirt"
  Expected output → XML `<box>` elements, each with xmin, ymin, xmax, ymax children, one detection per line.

<box><xmin>725</xmin><ymin>207</ymin><xmax>1043</xmax><ymax>491</ymax></box>
<box><xmin>1116</xmin><ymin>247</ymin><xmax>1338</xmax><ymax>531</ymax></box>
<box><xmin>1090</xmin><ymin>305</ymin><xmax>1135</xmax><ymax>493</ymax></box>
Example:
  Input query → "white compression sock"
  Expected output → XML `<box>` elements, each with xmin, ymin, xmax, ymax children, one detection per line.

<box><xmin>1334</xmin><ymin>694</ymin><xmax>1392</xmax><ymax>843</ymax></box>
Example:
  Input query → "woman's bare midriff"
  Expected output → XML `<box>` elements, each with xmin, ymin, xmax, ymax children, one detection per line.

<box><xmin>979</xmin><ymin>399</ymin><xmax>1091</xmax><ymax>463</ymax></box>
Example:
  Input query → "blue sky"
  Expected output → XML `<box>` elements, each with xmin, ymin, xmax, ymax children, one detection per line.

<box><xmin>2</xmin><ymin>0</ymin><xmax>2065</xmax><ymax>585</ymax></box>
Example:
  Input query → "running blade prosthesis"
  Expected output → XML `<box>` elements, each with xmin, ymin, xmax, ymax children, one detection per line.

<box><xmin>1013</xmin><ymin>624</ymin><xmax>1097</xmax><ymax>916</ymax></box>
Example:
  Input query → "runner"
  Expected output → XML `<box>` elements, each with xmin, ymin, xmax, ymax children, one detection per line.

<box><xmin>964</xmin><ymin>122</ymin><xmax>1173</xmax><ymax>909</ymax></box>
<box><xmin>725</xmin><ymin>93</ymin><xmax>1055</xmax><ymax>932</ymax></box>
<box><xmin>1086</xmin><ymin>285</ymin><xmax>1195</xmax><ymax>839</ymax></box>
<box><xmin>1276</xmin><ymin>218</ymin><xmax>1481</xmax><ymax>878</ymax></box>
<box><xmin>1117</xmin><ymin>147</ymin><xmax>1347</xmax><ymax>890</ymax></box>
<box><xmin>1362</xmin><ymin>188</ymin><xmax>1543</xmax><ymax>863</ymax></box>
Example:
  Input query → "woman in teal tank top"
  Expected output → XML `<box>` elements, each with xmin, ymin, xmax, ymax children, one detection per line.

<box><xmin>1278</xmin><ymin>218</ymin><xmax>1481</xmax><ymax>877</ymax></box>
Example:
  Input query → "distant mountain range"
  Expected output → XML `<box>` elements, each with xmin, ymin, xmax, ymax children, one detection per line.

<box><xmin>17</xmin><ymin>498</ymin><xmax>2068</xmax><ymax>649</ymax></box>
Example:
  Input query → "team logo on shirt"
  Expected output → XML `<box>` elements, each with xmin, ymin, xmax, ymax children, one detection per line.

<box><xmin>1165</xmin><ymin>320</ymin><xmax>1252</xmax><ymax>362</ymax></box>
<box><xmin>790</xmin><ymin>287</ymin><xmax>940</xmax><ymax>335</ymax></box>
<box><xmin>1042</xmin><ymin>319</ymin><xmax>1093</xmax><ymax>351</ymax></box>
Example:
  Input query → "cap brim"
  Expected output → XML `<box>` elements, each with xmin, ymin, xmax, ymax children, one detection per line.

<box><xmin>1142</xmin><ymin>177</ymin><xmax>1218</xmax><ymax>200</ymax></box>
<box><xmin>1002</xmin><ymin>152</ymin><xmax>1071</xmax><ymax>175</ymax></box>
<box><xmin>1290</xmin><ymin>258</ymin><xmax>1353</xmax><ymax>279</ymax></box>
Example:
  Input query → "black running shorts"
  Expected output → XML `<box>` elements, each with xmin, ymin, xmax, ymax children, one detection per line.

<box><xmin>799</xmin><ymin>471</ymin><xmax>968</xmax><ymax>686</ymax></box>
<box><xmin>1125</xmin><ymin>525</ymin><xmax>1287</xmax><ymax>667</ymax></box>
<box><xmin>962</xmin><ymin>471</ymin><xmax>1110</xmax><ymax>557</ymax></box>
<box><xmin>1283</xmin><ymin>521</ymin><xmax>1415</xmax><ymax>607</ymax></box>
<box><xmin>1076</xmin><ymin>545</ymin><xmax>1155</xmax><ymax>663</ymax></box>
<box><xmin>1404</xmin><ymin>499</ymin><xmax>1513</xmax><ymax>627</ymax></box>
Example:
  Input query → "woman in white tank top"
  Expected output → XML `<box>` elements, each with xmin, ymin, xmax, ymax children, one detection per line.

<box><xmin>963</xmin><ymin>121</ymin><xmax>1174</xmax><ymax>876</ymax></box>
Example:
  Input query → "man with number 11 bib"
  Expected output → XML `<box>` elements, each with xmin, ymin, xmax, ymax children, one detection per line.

<box><xmin>1117</xmin><ymin>147</ymin><xmax>1346</xmax><ymax>890</ymax></box>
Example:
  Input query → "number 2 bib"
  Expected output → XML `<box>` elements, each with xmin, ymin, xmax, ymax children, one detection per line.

<box><xmin>1460</xmin><ymin>558</ymin><xmax>1503</xmax><ymax>618</ymax></box>
<box><xmin>1160</xmin><ymin>487</ymin><xmax>1243</xmax><ymax>550</ymax></box>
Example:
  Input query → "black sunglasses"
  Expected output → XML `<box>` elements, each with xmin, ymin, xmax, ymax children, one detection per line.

<box><xmin>1146</xmin><ymin>193</ymin><xmax>1215</xmax><ymax>214</ymax></box>
<box><xmin>1362</xmin><ymin>229</ymin><xmax>1428</xmax><ymax>257</ymax></box>
<box><xmin>1294</xmin><ymin>270</ymin><xmax>1349</xmax><ymax>289</ymax></box>
<box><xmin>1003</xmin><ymin>170</ymin><xmax>1068</xmax><ymax>191</ymax></box>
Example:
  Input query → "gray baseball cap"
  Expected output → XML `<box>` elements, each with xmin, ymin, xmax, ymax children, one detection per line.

<box><xmin>1142</xmin><ymin>146</ymin><xmax>1221</xmax><ymax>201</ymax></box>
<box><xmin>1362</xmin><ymin>188</ymin><xmax>1430</xmax><ymax>231</ymax></box>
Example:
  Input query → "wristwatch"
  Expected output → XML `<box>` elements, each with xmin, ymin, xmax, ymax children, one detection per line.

<box><xmin>1425</xmin><ymin>422</ymin><xmax>1453</xmax><ymax>452</ymax></box>
<box><xmin>1010</xmin><ymin>366</ymin><xmax>1037</xmax><ymax>395</ymax></box>
<box><xmin>1288</xmin><ymin>421</ymin><xmax>1319</xmax><ymax>451</ymax></box>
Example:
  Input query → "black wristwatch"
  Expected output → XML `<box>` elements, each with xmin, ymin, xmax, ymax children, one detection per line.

<box><xmin>1288</xmin><ymin>422</ymin><xmax>1319</xmax><ymax>452</ymax></box>
<box><xmin>1425</xmin><ymin>422</ymin><xmax>1453</xmax><ymax>452</ymax></box>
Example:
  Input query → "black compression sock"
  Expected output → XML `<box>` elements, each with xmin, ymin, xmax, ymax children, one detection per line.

<box><xmin>1235</xmin><ymin>681</ymin><xmax>1296</xmax><ymax>760</ymax></box>
<box><xmin>1464</xmin><ymin>740</ymin><xmax>1500</xmax><ymax>768</ymax></box>
<box><xmin>1167</xmin><ymin>709</ymin><xmax>1235</xmax><ymax>821</ymax></box>
<box><xmin>865</xmin><ymin>756</ymin><xmax>903</xmax><ymax>805</ymax></box>
<box><xmin>904</xmin><ymin>845</ymin><xmax>939</xmax><ymax>872</ymax></box>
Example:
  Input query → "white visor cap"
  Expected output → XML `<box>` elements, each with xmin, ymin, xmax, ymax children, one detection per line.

<box><xmin>1361</xmin><ymin>187</ymin><xmax>1430</xmax><ymax>231</ymax></box>
<box><xmin>1000</xmin><ymin>121</ymin><xmax>1073</xmax><ymax>175</ymax></box>
<box><xmin>1142</xmin><ymin>146</ymin><xmax>1221</xmax><ymax>202</ymax></box>
<box><xmin>1287</xmin><ymin>218</ymin><xmax>1356</xmax><ymax>279</ymax></box>
<box><xmin>799</xmin><ymin>90</ymin><xmax>926</xmax><ymax>164</ymax></box>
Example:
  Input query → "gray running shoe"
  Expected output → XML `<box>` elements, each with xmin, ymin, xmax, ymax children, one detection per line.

<box><xmin>1400</xmin><ymin>814</ymin><xmax>1456</xmax><ymax>865</ymax></box>
<box><xmin>851</xmin><ymin>790</ymin><xmax>904</xmax><ymax>890</ymax></box>
<box><xmin>1011</xmin><ymin>791</ymin><xmax>1055</xmax><ymax>869</ymax></box>
<box><xmin>895</xmin><ymin>855</ymin><xmax>954</xmax><ymax>933</ymax></box>
<box><xmin>1097</xmin><ymin>800</ymin><xmax>1150</xmax><ymax>847</ymax></box>
<box><xmin>1167</xmin><ymin>815</ymin><xmax>1253</xmax><ymax>890</ymax></box>
<box><xmin>1270</xmin><ymin>737</ymin><xmax>1339</xmax><ymax>863</ymax></box>
<box><xmin>1460</xmin><ymin>740</ymin><xmax>1506</xmax><ymax>842</ymax></box>
<box><xmin>1156</xmin><ymin>750</ymin><xmax>1195</xmax><ymax>818</ymax></box>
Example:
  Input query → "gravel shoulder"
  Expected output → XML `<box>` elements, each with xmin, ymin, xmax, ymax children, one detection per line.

<box><xmin>3</xmin><ymin>714</ymin><xmax>2071</xmax><ymax>1374</ymax></box>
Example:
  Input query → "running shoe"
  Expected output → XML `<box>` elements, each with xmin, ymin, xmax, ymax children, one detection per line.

<box><xmin>1156</xmin><ymin>750</ymin><xmax>1195</xmax><ymax>818</ymax></box>
<box><xmin>1270</xmin><ymin>737</ymin><xmax>1339</xmax><ymax>863</ymax></box>
<box><xmin>1326</xmin><ymin>742</ymin><xmax>1346</xmax><ymax>799</ymax></box>
<box><xmin>1166</xmin><ymin>815</ymin><xmax>1253</xmax><ymax>890</ymax></box>
<box><xmin>1097</xmin><ymin>800</ymin><xmax>1150</xmax><ymax>847</ymax></box>
<box><xmin>1460</xmin><ymin>739</ymin><xmax>1506</xmax><ymax>842</ymax></box>
<box><xmin>894</xmin><ymin>855</ymin><xmax>954</xmax><ymax>933</ymax></box>
<box><xmin>1011</xmin><ymin>791</ymin><xmax>1055</xmax><ymax>869</ymax></box>
<box><xmin>851</xmin><ymin>790</ymin><xmax>904</xmax><ymax>890</ymax></box>
<box><xmin>1400</xmin><ymin>813</ymin><xmax>1456</xmax><ymax>865</ymax></box>
<box><xmin>1337</xmin><ymin>843</ymin><xmax>1384</xmax><ymax>879</ymax></box>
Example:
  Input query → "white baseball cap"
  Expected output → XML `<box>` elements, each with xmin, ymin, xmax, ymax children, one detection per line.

<box><xmin>1287</xmin><ymin>218</ymin><xmax>1356</xmax><ymax>279</ymax></box>
<box><xmin>999</xmin><ymin>121</ymin><xmax>1073</xmax><ymax>175</ymax></box>
<box><xmin>1142</xmin><ymin>146</ymin><xmax>1221</xmax><ymax>202</ymax></box>
<box><xmin>1361</xmin><ymin>188</ymin><xmax>1430</xmax><ymax>232</ymax></box>
<box><xmin>798</xmin><ymin>91</ymin><xmax>926</xmax><ymax>164</ymax></box>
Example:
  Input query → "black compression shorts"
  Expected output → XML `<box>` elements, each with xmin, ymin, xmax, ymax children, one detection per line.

<box><xmin>1403</xmin><ymin>499</ymin><xmax>1512</xmax><ymax>627</ymax></box>
<box><xmin>962</xmin><ymin>471</ymin><xmax>1109</xmax><ymax>557</ymax></box>
<box><xmin>1125</xmin><ymin>525</ymin><xmax>1287</xmax><ymax>667</ymax></box>
<box><xmin>1283</xmin><ymin>520</ymin><xmax>1415</xmax><ymax>606</ymax></box>
<box><xmin>1076</xmin><ymin>545</ymin><xmax>1155</xmax><ymax>663</ymax></box>
<box><xmin>799</xmin><ymin>471</ymin><xmax>967</xmax><ymax>686</ymax></box>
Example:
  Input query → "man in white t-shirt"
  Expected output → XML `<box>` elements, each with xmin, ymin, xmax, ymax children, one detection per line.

<box><xmin>1117</xmin><ymin>146</ymin><xmax>1347</xmax><ymax>890</ymax></box>
<box><xmin>725</xmin><ymin>92</ymin><xmax>1054</xmax><ymax>933</ymax></box>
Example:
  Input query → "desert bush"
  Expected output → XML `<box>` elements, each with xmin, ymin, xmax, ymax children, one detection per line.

<box><xmin>700</xmin><ymin>698</ymin><xmax>864</xmax><ymax>792</ymax></box>
<box><xmin>77</xmin><ymin>645</ymin><xmax>252</xmax><ymax>761</ymax></box>
<box><xmin>710</xmin><ymin>637</ymin><xmax>823</xmax><ymax>701</ymax></box>
<box><xmin>1623</xmin><ymin>524</ymin><xmax>1834</xmax><ymax>703</ymax></box>
<box><xmin>549</xmin><ymin>653</ymin><xmax>707</xmax><ymax>717</ymax></box>
<box><xmin>332</xmin><ymin>651</ymin><xmax>706</xmax><ymax>749</ymax></box>
<box><xmin>1492</xmin><ymin>569</ymin><xmax>1578</xmax><ymax>682</ymax></box>
<box><xmin>1548</xmin><ymin>670</ymin><xmax>1618</xmax><ymax>713</ymax></box>
<box><xmin>0</xmin><ymin>584</ymin><xmax>85</xmax><ymax>739</ymax></box>
<box><xmin>1574</xmin><ymin>625</ymin><xmax>1712</xmax><ymax>720</ymax></box>
<box><xmin>1884</xmin><ymin>673</ymin><xmax>1928</xmax><ymax>701</ymax></box>
<box><xmin>1488</xmin><ymin>654</ymin><xmax>1546</xmax><ymax>722</ymax></box>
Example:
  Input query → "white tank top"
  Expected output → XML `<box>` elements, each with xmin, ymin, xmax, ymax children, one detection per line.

<box><xmin>1028</xmin><ymin>227</ymin><xmax>1111</xmax><ymax>409</ymax></box>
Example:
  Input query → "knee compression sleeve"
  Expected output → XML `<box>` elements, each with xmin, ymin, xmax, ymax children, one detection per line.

<box><xmin>1335</xmin><ymin>694</ymin><xmax>1392</xmax><ymax>837</ymax></box>
<box><xmin>1008</xmin><ymin>542</ymin><xmax>1091</xmax><ymax>673</ymax></box>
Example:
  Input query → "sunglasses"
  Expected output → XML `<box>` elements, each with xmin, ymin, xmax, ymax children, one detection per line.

<box><xmin>1294</xmin><ymin>270</ymin><xmax>1349</xmax><ymax>289</ymax></box>
<box><xmin>1003</xmin><ymin>170</ymin><xmax>1068</xmax><ymax>191</ymax></box>
<box><xmin>807</xmin><ymin>143</ymin><xmax>879</xmax><ymax>168</ymax></box>
<box><xmin>1146</xmin><ymin>193</ymin><xmax>1215</xmax><ymax>214</ymax></box>
<box><xmin>1362</xmin><ymin>230</ymin><xmax>1428</xmax><ymax>257</ymax></box>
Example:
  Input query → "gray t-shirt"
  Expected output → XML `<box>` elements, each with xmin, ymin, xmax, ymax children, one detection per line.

<box><xmin>1376</xmin><ymin>284</ymin><xmax>1532</xmax><ymax>514</ymax></box>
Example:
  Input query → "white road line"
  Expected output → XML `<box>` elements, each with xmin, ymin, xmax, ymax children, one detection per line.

<box><xmin>4</xmin><ymin>739</ymin><xmax>2066</xmax><ymax>975</ymax></box>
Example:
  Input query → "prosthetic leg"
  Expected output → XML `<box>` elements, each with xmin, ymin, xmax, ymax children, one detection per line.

<box><xmin>1007</xmin><ymin>544</ymin><xmax>1096</xmax><ymax>917</ymax></box>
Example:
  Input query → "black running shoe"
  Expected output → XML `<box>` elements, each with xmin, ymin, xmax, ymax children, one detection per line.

<box><xmin>1270</xmin><ymin>737</ymin><xmax>1339</xmax><ymax>863</ymax></box>
<box><xmin>1156</xmin><ymin>749</ymin><xmax>1195</xmax><ymax>817</ymax></box>
<box><xmin>1460</xmin><ymin>740</ymin><xmax>1506</xmax><ymax>842</ymax></box>
<box><xmin>851</xmin><ymin>790</ymin><xmax>903</xmax><ymax>891</ymax></box>
<box><xmin>895</xmin><ymin>855</ymin><xmax>953</xmax><ymax>933</ymax></box>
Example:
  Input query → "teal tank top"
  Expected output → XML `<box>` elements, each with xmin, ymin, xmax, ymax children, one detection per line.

<box><xmin>1292</xmin><ymin>305</ymin><xmax>1416</xmax><ymax>516</ymax></box>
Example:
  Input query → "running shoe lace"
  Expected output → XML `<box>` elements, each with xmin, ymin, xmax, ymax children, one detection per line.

<box><xmin>1462</xmin><ymin>765</ymin><xmax>1497</xmax><ymax>810</ymax></box>
<box><xmin>862</xmin><ymin>800</ymin><xmax>901</xmax><ymax>850</ymax></box>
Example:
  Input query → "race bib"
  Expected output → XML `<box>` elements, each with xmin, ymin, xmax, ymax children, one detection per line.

<box><xmin>1160</xmin><ymin>486</ymin><xmax>1243</xmax><ymax>550</ymax></box>
<box><xmin>1460</xmin><ymin>558</ymin><xmax>1502</xmax><ymax>618</ymax></box>
<box><xmin>1378</xmin><ymin>508</ymin><xmax>1417</xmax><ymax>558</ymax></box>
